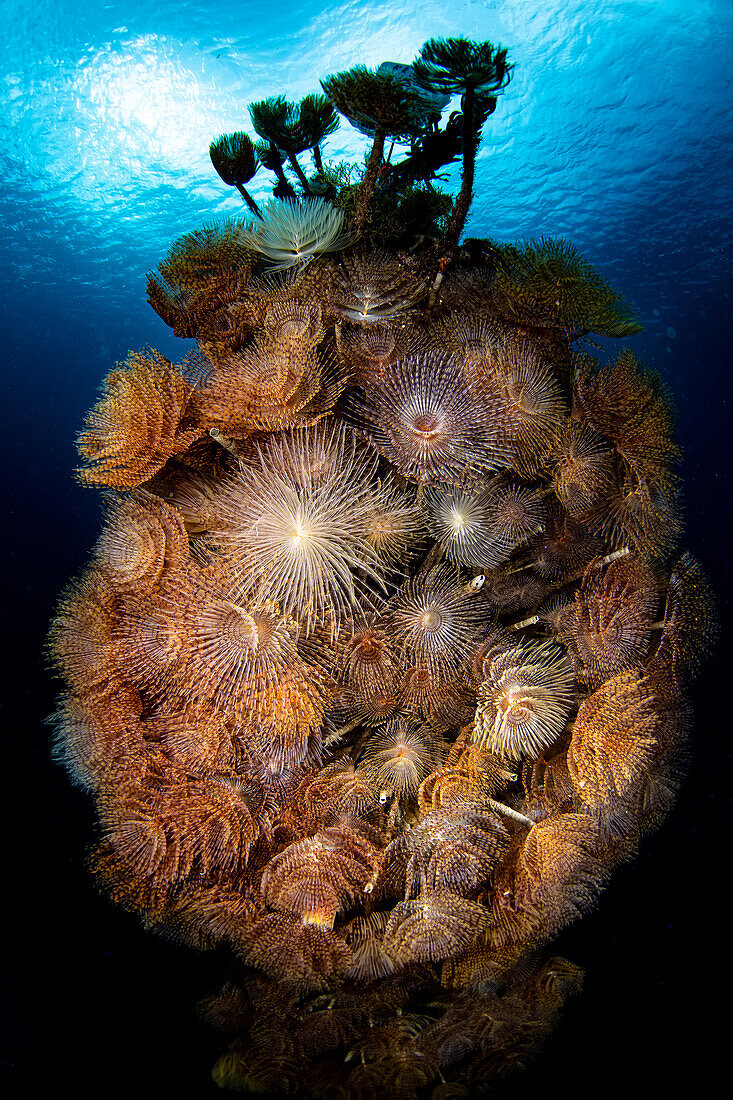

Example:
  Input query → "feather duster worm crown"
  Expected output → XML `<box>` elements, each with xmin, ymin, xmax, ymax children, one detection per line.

<box><xmin>49</xmin><ymin>30</ymin><xmax>717</xmax><ymax>1100</ymax></box>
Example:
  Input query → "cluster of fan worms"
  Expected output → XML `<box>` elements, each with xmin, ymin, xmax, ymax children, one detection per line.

<box><xmin>49</xmin><ymin>36</ymin><xmax>716</xmax><ymax>1099</ymax></box>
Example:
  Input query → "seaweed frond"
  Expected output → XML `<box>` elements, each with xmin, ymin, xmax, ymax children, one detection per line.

<box><xmin>209</xmin><ymin>132</ymin><xmax>262</xmax><ymax>216</ymax></box>
<box><xmin>491</xmin><ymin>238</ymin><xmax>643</xmax><ymax>339</ymax></box>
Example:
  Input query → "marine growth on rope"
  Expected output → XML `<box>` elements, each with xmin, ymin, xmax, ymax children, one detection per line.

<box><xmin>49</xmin><ymin>33</ymin><xmax>717</xmax><ymax>1098</ymax></box>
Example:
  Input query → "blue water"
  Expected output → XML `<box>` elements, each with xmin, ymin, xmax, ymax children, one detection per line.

<box><xmin>2</xmin><ymin>0</ymin><xmax>731</xmax><ymax>1093</ymax></box>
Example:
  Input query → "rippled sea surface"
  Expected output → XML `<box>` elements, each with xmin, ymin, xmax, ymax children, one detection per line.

<box><xmin>3</xmin><ymin>0</ymin><xmax>731</xmax><ymax>1094</ymax></box>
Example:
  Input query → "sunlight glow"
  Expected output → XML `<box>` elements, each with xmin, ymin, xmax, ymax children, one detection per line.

<box><xmin>71</xmin><ymin>35</ymin><xmax>218</xmax><ymax>189</ymax></box>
